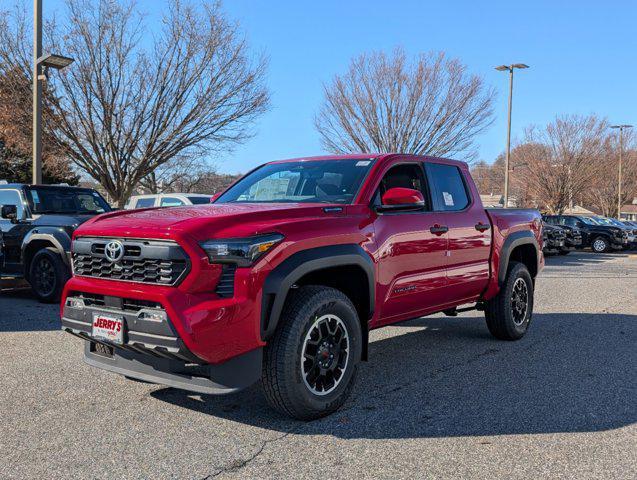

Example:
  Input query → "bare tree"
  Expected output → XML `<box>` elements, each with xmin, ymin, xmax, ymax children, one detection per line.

<box><xmin>471</xmin><ymin>157</ymin><xmax>504</xmax><ymax>195</ymax></box>
<box><xmin>511</xmin><ymin>115</ymin><xmax>608</xmax><ymax>214</ymax></box>
<box><xmin>585</xmin><ymin>133</ymin><xmax>637</xmax><ymax>216</ymax></box>
<box><xmin>315</xmin><ymin>48</ymin><xmax>495</xmax><ymax>161</ymax></box>
<box><xmin>0</xmin><ymin>0</ymin><xmax>269</xmax><ymax>206</ymax></box>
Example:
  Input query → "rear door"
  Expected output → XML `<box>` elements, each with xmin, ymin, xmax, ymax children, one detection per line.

<box><xmin>425</xmin><ymin>162</ymin><xmax>492</xmax><ymax>303</ymax></box>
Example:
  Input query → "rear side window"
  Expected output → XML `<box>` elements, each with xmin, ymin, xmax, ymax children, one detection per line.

<box><xmin>425</xmin><ymin>163</ymin><xmax>470</xmax><ymax>211</ymax></box>
<box><xmin>135</xmin><ymin>198</ymin><xmax>155</xmax><ymax>208</ymax></box>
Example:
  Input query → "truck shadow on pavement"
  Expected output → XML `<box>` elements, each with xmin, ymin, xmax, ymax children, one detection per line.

<box><xmin>152</xmin><ymin>312</ymin><xmax>636</xmax><ymax>439</ymax></box>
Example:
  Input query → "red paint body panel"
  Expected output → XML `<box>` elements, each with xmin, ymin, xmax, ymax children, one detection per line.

<box><xmin>62</xmin><ymin>154</ymin><xmax>543</xmax><ymax>365</ymax></box>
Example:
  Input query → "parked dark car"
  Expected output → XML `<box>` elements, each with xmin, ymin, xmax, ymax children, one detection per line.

<box><xmin>542</xmin><ymin>222</ymin><xmax>567</xmax><ymax>255</ymax></box>
<box><xmin>543</xmin><ymin>214</ymin><xmax>629</xmax><ymax>253</ymax></box>
<box><xmin>543</xmin><ymin>219</ymin><xmax>583</xmax><ymax>255</ymax></box>
<box><xmin>0</xmin><ymin>183</ymin><xmax>111</xmax><ymax>302</ymax></box>
<box><xmin>596</xmin><ymin>217</ymin><xmax>637</xmax><ymax>249</ymax></box>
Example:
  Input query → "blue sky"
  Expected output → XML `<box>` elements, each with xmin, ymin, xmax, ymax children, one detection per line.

<box><xmin>45</xmin><ymin>0</ymin><xmax>637</xmax><ymax>174</ymax></box>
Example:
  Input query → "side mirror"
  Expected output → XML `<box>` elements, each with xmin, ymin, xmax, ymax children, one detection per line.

<box><xmin>210</xmin><ymin>192</ymin><xmax>221</xmax><ymax>203</ymax></box>
<box><xmin>1</xmin><ymin>204</ymin><xmax>18</xmax><ymax>222</ymax></box>
<box><xmin>378</xmin><ymin>187</ymin><xmax>425</xmax><ymax>212</ymax></box>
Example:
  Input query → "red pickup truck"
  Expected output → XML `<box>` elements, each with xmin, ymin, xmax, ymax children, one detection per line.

<box><xmin>61</xmin><ymin>154</ymin><xmax>543</xmax><ymax>419</ymax></box>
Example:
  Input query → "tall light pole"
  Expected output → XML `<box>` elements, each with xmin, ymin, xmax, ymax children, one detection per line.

<box><xmin>32</xmin><ymin>0</ymin><xmax>42</xmax><ymax>185</ymax></box>
<box><xmin>610</xmin><ymin>124</ymin><xmax>633</xmax><ymax>218</ymax></box>
<box><xmin>495</xmin><ymin>63</ymin><xmax>529</xmax><ymax>207</ymax></box>
<box><xmin>32</xmin><ymin>0</ymin><xmax>74</xmax><ymax>185</ymax></box>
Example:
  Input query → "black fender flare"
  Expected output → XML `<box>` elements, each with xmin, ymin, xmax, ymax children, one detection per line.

<box><xmin>260</xmin><ymin>244</ymin><xmax>375</xmax><ymax>342</ymax></box>
<box><xmin>498</xmin><ymin>230</ymin><xmax>540</xmax><ymax>286</ymax></box>
<box><xmin>21</xmin><ymin>228</ymin><xmax>72</xmax><ymax>276</ymax></box>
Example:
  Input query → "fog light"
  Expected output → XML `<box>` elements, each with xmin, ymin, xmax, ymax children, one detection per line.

<box><xmin>66</xmin><ymin>297</ymin><xmax>85</xmax><ymax>309</ymax></box>
<box><xmin>139</xmin><ymin>310</ymin><xmax>167</xmax><ymax>322</ymax></box>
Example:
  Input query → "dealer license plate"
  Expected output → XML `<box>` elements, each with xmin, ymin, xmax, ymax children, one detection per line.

<box><xmin>92</xmin><ymin>312</ymin><xmax>124</xmax><ymax>345</ymax></box>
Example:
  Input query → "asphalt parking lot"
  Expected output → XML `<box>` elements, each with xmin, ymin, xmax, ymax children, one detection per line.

<box><xmin>1</xmin><ymin>251</ymin><xmax>636</xmax><ymax>479</ymax></box>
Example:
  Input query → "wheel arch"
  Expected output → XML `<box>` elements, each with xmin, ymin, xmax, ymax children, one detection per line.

<box><xmin>261</xmin><ymin>244</ymin><xmax>375</xmax><ymax>360</ymax></box>
<box><xmin>498</xmin><ymin>231</ymin><xmax>540</xmax><ymax>286</ymax></box>
<box><xmin>22</xmin><ymin>229</ymin><xmax>71</xmax><ymax>279</ymax></box>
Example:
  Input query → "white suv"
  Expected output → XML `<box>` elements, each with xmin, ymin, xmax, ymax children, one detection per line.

<box><xmin>125</xmin><ymin>193</ymin><xmax>212</xmax><ymax>209</ymax></box>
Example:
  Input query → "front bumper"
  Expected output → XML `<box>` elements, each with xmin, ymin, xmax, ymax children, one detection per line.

<box><xmin>61</xmin><ymin>285</ymin><xmax>265</xmax><ymax>393</ymax></box>
<box><xmin>543</xmin><ymin>237</ymin><xmax>565</xmax><ymax>252</ymax></box>
<box><xmin>83</xmin><ymin>341</ymin><xmax>262</xmax><ymax>394</ymax></box>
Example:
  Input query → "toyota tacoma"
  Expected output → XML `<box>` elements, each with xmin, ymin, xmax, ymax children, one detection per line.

<box><xmin>61</xmin><ymin>154</ymin><xmax>543</xmax><ymax>419</ymax></box>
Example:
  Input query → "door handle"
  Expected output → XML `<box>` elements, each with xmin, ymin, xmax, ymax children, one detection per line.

<box><xmin>475</xmin><ymin>223</ymin><xmax>491</xmax><ymax>232</ymax></box>
<box><xmin>430</xmin><ymin>224</ymin><xmax>449</xmax><ymax>235</ymax></box>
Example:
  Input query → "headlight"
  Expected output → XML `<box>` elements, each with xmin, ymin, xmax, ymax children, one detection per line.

<box><xmin>200</xmin><ymin>233</ymin><xmax>284</xmax><ymax>266</ymax></box>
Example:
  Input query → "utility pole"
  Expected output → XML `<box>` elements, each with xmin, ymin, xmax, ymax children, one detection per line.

<box><xmin>495</xmin><ymin>63</ymin><xmax>529</xmax><ymax>207</ymax></box>
<box><xmin>610</xmin><ymin>124</ymin><xmax>633</xmax><ymax>218</ymax></box>
<box><xmin>31</xmin><ymin>0</ymin><xmax>74</xmax><ymax>185</ymax></box>
<box><xmin>32</xmin><ymin>0</ymin><xmax>43</xmax><ymax>185</ymax></box>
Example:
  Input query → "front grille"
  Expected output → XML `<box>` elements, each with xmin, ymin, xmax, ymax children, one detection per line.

<box><xmin>72</xmin><ymin>238</ymin><xmax>189</xmax><ymax>286</ymax></box>
<box><xmin>215</xmin><ymin>264</ymin><xmax>237</xmax><ymax>298</ymax></box>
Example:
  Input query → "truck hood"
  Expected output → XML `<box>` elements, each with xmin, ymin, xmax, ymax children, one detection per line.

<box><xmin>32</xmin><ymin>213</ymin><xmax>98</xmax><ymax>228</ymax></box>
<box><xmin>75</xmin><ymin>203</ymin><xmax>344</xmax><ymax>240</ymax></box>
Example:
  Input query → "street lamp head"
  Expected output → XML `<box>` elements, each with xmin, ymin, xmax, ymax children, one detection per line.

<box><xmin>38</xmin><ymin>53</ymin><xmax>75</xmax><ymax>70</ymax></box>
<box><xmin>495</xmin><ymin>64</ymin><xmax>529</xmax><ymax>72</ymax></box>
<box><xmin>610</xmin><ymin>124</ymin><xmax>633</xmax><ymax>129</ymax></box>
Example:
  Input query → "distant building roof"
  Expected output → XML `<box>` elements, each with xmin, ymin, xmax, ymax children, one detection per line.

<box><xmin>620</xmin><ymin>204</ymin><xmax>637</xmax><ymax>214</ymax></box>
<box><xmin>563</xmin><ymin>205</ymin><xmax>596</xmax><ymax>215</ymax></box>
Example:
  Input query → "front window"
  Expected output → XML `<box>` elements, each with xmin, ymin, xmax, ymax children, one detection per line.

<box><xmin>216</xmin><ymin>159</ymin><xmax>375</xmax><ymax>204</ymax></box>
<box><xmin>25</xmin><ymin>187</ymin><xmax>111</xmax><ymax>215</ymax></box>
<box><xmin>0</xmin><ymin>190</ymin><xmax>24</xmax><ymax>218</ymax></box>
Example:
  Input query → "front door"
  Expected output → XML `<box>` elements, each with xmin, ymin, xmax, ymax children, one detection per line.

<box><xmin>373</xmin><ymin>162</ymin><xmax>449</xmax><ymax>324</ymax></box>
<box><xmin>0</xmin><ymin>189</ymin><xmax>29</xmax><ymax>276</ymax></box>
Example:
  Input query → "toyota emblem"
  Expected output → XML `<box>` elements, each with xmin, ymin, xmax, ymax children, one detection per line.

<box><xmin>104</xmin><ymin>240</ymin><xmax>125</xmax><ymax>263</ymax></box>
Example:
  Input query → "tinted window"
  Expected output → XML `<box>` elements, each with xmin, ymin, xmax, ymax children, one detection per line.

<box><xmin>426</xmin><ymin>163</ymin><xmax>470</xmax><ymax>211</ymax></box>
<box><xmin>186</xmin><ymin>196</ymin><xmax>212</xmax><ymax>205</ymax></box>
<box><xmin>160</xmin><ymin>197</ymin><xmax>184</xmax><ymax>207</ymax></box>
<box><xmin>217</xmin><ymin>159</ymin><xmax>374</xmax><ymax>204</ymax></box>
<box><xmin>0</xmin><ymin>190</ymin><xmax>24</xmax><ymax>218</ymax></box>
<box><xmin>135</xmin><ymin>198</ymin><xmax>156</xmax><ymax>208</ymax></box>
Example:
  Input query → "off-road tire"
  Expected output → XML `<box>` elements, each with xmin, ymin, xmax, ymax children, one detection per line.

<box><xmin>262</xmin><ymin>286</ymin><xmax>362</xmax><ymax>420</ymax></box>
<box><xmin>484</xmin><ymin>261</ymin><xmax>534</xmax><ymax>341</ymax></box>
<box><xmin>29</xmin><ymin>247</ymin><xmax>70</xmax><ymax>303</ymax></box>
<box><xmin>591</xmin><ymin>236</ymin><xmax>610</xmax><ymax>253</ymax></box>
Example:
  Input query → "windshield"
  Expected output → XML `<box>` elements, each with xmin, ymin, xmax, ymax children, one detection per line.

<box><xmin>608</xmin><ymin>218</ymin><xmax>627</xmax><ymax>227</ymax></box>
<box><xmin>216</xmin><ymin>159</ymin><xmax>375</xmax><ymax>204</ymax></box>
<box><xmin>579</xmin><ymin>216</ymin><xmax>599</xmax><ymax>225</ymax></box>
<box><xmin>25</xmin><ymin>187</ymin><xmax>111</xmax><ymax>215</ymax></box>
<box><xmin>592</xmin><ymin>217</ymin><xmax>619</xmax><ymax>226</ymax></box>
<box><xmin>187</xmin><ymin>196</ymin><xmax>212</xmax><ymax>205</ymax></box>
